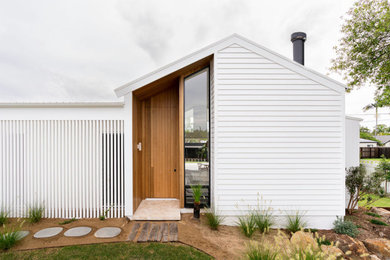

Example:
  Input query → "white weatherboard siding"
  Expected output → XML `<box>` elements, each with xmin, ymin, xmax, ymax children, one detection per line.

<box><xmin>213</xmin><ymin>44</ymin><xmax>345</xmax><ymax>229</ymax></box>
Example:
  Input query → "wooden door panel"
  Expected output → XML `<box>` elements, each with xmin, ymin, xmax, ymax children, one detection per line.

<box><xmin>150</xmin><ymin>86</ymin><xmax>179</xmax><ymax>198</ymax></box>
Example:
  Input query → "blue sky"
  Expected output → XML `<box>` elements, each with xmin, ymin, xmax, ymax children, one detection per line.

<box><xmin>0</xmin><ymin>0</ymin><xmax>384</xmax><ymax>128</ymax></box>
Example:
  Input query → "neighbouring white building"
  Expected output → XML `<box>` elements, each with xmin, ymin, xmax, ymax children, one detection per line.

<box><xmin>0</xmin><ymin>33</ymin><xmax>361</xmax><ymax>229</ymax></box>
<box><xmin>360</xmin><ymin>138</ymin><xmax>378</xmax><ymax>148</ymax></box>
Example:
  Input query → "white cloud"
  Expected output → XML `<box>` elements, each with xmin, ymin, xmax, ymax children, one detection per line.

<box><xmin>0</xmin><ymin>0</ymin><xmax>381</xmax><ymax>128</ymax></box>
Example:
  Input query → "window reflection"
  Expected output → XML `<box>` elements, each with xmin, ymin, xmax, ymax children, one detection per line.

<box><xmin>184</xmin><ymin>68</ymin><xmax>209</xmax><ymax>207</ymax></box>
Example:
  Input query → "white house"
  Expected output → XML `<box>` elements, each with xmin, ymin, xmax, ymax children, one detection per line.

<box><xmin>360</xmin><ymin>138</ymin><xmax>378</xmax><ymax>148</ymax></box>
<box><xmin>0</xmin><ymin>34</ymin><xmax>360</xmax><ymax>229</ymax></box>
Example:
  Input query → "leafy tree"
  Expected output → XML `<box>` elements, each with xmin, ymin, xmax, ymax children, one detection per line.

<box><xmin>360</xmin><ymin>131</ymin><xmax>382</xmax><ymax>145</ymax></box>
<box><xmin>376</xmin><ymin>155</ymin><xmax>390</xmax><ymax>192</ymax></box>
<box><xmin>374</xmin><ymin>124</ymin><xmax>390</xmax><ymax>135</ymax></box>
<box><xmin>346</xmin><ymin>164</ymin><xmax>385</xmax><ymax>214</ymax></box>
<box><xmin>331</xmin><ymin>0</ymin><xmax>390</xmax><ymax>104</ymax></box>
<box><xmin>360</xmin><ymin>126</ymin><xmax>371</xmax><ymax>134</ymax></box>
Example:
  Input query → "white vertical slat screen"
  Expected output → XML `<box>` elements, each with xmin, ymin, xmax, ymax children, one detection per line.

<box><xmin>0</xmin><ymin>120</ymin><xmax>125</xmax><ymax>219</ymax></box>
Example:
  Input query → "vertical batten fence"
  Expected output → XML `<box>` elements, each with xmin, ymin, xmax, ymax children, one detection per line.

<box><xmin>0</xmin><ymin>120</ymin><xmax>125</xmax><ymax>218</ymax></box>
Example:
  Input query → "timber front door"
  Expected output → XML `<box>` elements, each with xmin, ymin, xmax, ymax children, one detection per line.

<box><xmin>150</xmin><ymin>86</ymin><xmax>179</xmax><ymax>198</ymax></box>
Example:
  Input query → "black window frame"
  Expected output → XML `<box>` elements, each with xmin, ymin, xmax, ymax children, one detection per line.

<box><xmin>183</xmin><ymin>66</ymin><xmax>211</xmax><ymax>208</ymax></box>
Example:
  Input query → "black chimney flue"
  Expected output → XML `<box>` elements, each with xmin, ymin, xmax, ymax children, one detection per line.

<box><xmin>291</xmin><ymin>32</ymin><xmax>306</xmax><ymax>65</ymax></box>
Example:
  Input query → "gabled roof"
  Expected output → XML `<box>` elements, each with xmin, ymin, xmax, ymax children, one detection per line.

<box><xmin>115</xmin><ymin>34</ymin><xmax>346</xmax><ymax>97</ymax></box>
<box><xmin>360</xmin><ymin>138</ymin><xmax>377</xmax><ymax>143</ymax></box>
<box><xmin>375</xmin><ymin>135</ymin><xmax>390</xmax><ymax>144</ymax></box>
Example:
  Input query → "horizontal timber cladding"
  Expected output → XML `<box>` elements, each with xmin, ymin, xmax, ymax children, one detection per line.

<box><xmin>0</xmin><ymin>120</ymin><xmax>124</xmax><ymax>218</ymax></box>
<box><xmin>213</xmin><ymin>44</ymin><xmax>344</xmax><ymax>218</ymax></box>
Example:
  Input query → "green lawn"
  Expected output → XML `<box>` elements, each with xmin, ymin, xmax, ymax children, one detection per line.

<box><xmin>0</xmin><ymin>242</ymin><xmax>212</xmax><ymax>260</ymax></box>
<box><xmin>359</xmin><ymin>194</ymin><xmax>390</xmax><ymax>207</ymax></box>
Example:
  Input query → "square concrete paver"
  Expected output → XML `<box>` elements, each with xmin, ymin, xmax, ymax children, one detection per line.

<box><xmin>132</xmin><ymin>199</ymin><xmax>180</xmax><ymax>221</ymax></box>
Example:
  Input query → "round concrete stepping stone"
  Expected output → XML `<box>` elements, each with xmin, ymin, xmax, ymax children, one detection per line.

<box><xmin>94</xmin><ymin>227</ymin><xmax>121</xmax><ymax>238</ymax></box>
<box><xmin>33</xmin><ymin>227</ymin><xmax>63</xmax><ymax>238</ymax></box>
<box><xmin>16</xmin><ymin>230</ymin><xmax>29</xmax><ymax>239</ymax></box>
<box><xmin>64</xmin><ymin>227</ymin><xmax>92</xmax><ymax>237</ymax></box>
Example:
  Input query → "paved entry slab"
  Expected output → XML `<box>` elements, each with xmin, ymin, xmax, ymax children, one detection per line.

<box><xmin>34</xmin><ymin>227</ymin><xmax>63</xmax><ymax>238</ymax></box>
<box><xmin>17</xmin><ymin>231</ymin><xmax>30</xmax><ymax>239</ymax></box>
<box><xmin>64</xmin><ymin>227</ymin><xmax>92</xmax><ymax>237</ymax></box>
<box><xmin>94</xmin><ymin>227</ymin><xmax>121</xmax><ymax>238</ymax></box>
<box><xmin>132</xmin><ymin>199</ymin><xmax>180</xmax><ymax>221</ymax></box>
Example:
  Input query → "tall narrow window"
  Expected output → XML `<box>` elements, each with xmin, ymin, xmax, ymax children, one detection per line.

<box><xmin>184</xmin><ymin>68</ymin><xmax>209</xmax><ymax>207</ymax></box>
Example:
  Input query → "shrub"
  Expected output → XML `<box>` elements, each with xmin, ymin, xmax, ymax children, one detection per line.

<box><xmin>245</xmin><ymin>242</ymin><xmax>278</xmax><ymax>260</ymax></box>
<box><xmin>204</xmin><ymin>208</ymin><xmax>224</xmax><ymax>230</ymax></box>
<box><xmin>0</xmin><ymin>210</ymin><xmax>8</xmax><ymax>225</ymax></box>
<box><xmin>59</xmin><ymin>218</ymin><xmax>77</xmax><ymax>225</ymax></box>
<box><xmin>0</xmin><ymin>227</ymin><xmax>22</xmax><ymax>250</ymax></box>
<box><xmin>365</xmin><ymin>212</ymin><xmax>381</xmax><ymax>218</ymax></box>
<box><xmin>28</xmin><ymin>205</ymin><xmax>44</xmax><ymax>223</ymax></box>
<box><xmin>370</xmin><ymin>219</ymin><xmax>388</xmax><ymax>226</ymax></box>
<box><xmin>237</xmin><ymin>215</ymin><xmax>257</xmax><ymax>238</ymax></box>
<box><xmin>346</xmin><ymin>164</ymin><xmax>385</xmax><ymax>214</ymax></box>
<box><xmin>286</xmin><ymin>212</ymin><xmax>307</xmax><ymax>233</ymax></box>
<box><xmin>253</xmin><ymin>211</ymin><xmax>274</xmax><ymax>234</ymax></box>
<box><xmin>333</xmin><ymin>216</ymin><xmax>359</xmax><ymax>237</ymax></box>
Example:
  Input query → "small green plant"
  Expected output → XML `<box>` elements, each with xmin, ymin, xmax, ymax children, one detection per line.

<box><xmin>245</xmin><ymin>242</ymin><xmax>278</xmax><ymax>260</ymax></box>
<box><xmin>252</xmin><ymin>212</ymin><xmax>274</xmax><ymax>234</ymax></box>
<box><xmin>304</xmin><ymin>228</ymin><xmax>318</xmax><ymax>233</ymax></box>
<box><xmin>333</xmin><ymin>216</ymin><xmax>359</xmax><ymax>237</ymax></box>
<box><xmin>99</xmin><ymin>208</ymin><xmax>110</xmax><ymax>221</ymax></box>
<box><xmin>237</xmin><ymin>214</ymin><xmax>257</xmax><ymax>238</ymax></box>
<box><xmin>28</xmin><ymin>205</ymin><xmax>44</xmax><ymax>223</ymax></box>
<box><xmin>0</xmin><ymin>226</ymin><xmax>23</xmax><ymax>250</ymax></box>
<box><xmin>370</xmin><ymin>218</ymin><xmax>388</xmax><ymax>226</ymax></box>
<box><xmin>285</xmin><ymin>211</ymin><xmax>307</xmax><ymax>233</ymax></box>
<box><xmin>204</xmin><ymin>208</ymin><xmax>224</xmax><ymax>230</ymax></box>
<box><xmin>59</xmin><ymin>218</ymin><xmax>77</xmax><ymax>225</ymax></box>
<box><xmin>191</xmin><ymin>185</ymin><xmax>202</xmax><ymax>204</ymax></box>
<box><xmin>0</xmin><ymin>210</ymin><xmax>8</xmax><ymax>225</ymax></box>
<box><xmin>365</xmin><ymin>212</ymin><xmax>381</xmax><ymax>218</ymax></box>
<box><xmin>316</xmin><ymin>237</ymin><xmax>331</xmax><ymax>246</ymax></box>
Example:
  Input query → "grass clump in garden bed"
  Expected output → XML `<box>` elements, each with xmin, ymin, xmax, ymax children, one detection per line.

<box><xmin>245</xmin><ymin>241</ymin><xmax>278</xmax><ymax>260</ymax></box>
<box><xmin>285</xmin><ymin>211</ymin><xmax>307</xmax><ymax>233</ymax></box>
<box><xmin>59</xmin><ymin>218</ymin><xmax>77</xmax><ymax>225</ymax></box>
<box><xmin>204</xmin><ymin>208</ymin><xmax>224</xmax><ymax>230</ymax></box>
<box><xmin>0</xmin><ymin>226</ymin><xmax>23</xmax><ymax>250</ymax></box>
<box><xmin>28</xmin><ymin>205</ymin><xmax>44</xmax><ymax>223</ymax></box>
<box><xmin>252</xmin><ymin>210</ymin><xmax>274</xmax><ymax>234</ymax></box>
<box><xmin>365</xmin><ymin>212</ymin><xmax>381</xmax><ymax>218</ymax></box>
<box><xmin>245</xmin><ymin>231</ymin><xmax>341</xmax><ymax>260</ymax></box>
<box><xmin>333</xmin><ymin>216</ymin><xmax>359</xmax><ymax>237</ymax></box>
<box><xmin>370</xmin><ymin>218</ymin><xmax>388</xmax><ymax>226</ymax></box>
<box><xmin>0</xmin><ymin>211</ymin><xmax>8</xmax><ymax>225</ymax></box>
<box><xmin>237</xmin><ymin>215</ymin><xmax>256</xmax><ymax>238</ymax></box>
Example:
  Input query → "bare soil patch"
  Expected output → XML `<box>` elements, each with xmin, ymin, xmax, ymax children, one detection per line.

<box><xmin>178</xmin><ymin>213</ymin><xmax>281</xmax><ymax>260</ymax></box>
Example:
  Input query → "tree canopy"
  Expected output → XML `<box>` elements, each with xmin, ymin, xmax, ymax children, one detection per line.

<box><xmin>331</xmin><ymin>0</ymin><xmax>390</xmax><ymax>105</ymax></box>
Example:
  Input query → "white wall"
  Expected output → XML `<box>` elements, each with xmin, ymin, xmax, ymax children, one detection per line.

<box><xmin>213</xmin><ymin>43</ymin><xmax>345</xmax><ymax>229</ymax></box>
<box><xmin>0</xmin><ymin>105</ymin><xmax>128</xmax><ymax>218</ymax></box>
<box><xmin>345</xmin><ymin>117</ymin><xmax>361</xmax><ymax>168</ymax></box>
